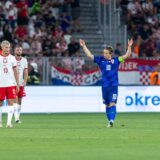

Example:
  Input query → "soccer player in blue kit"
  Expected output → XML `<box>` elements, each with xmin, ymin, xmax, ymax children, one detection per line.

<box><xmin>79</xmin><ymin>38</ymin><xmax>133</xmax><ymax>127</ymax></box>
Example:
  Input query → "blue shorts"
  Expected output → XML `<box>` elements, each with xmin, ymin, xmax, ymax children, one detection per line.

<box><xmin>102</xmin><ymin>86</ymin><xmax>118</xmax><ymax>105</ymax></box>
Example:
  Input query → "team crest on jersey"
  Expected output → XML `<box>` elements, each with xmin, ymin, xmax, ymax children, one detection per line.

<box><xmin>111</xmin><ymin>59</ymin><xmax>114</xmax><ymax>64</ymax></box>
<box><xmin>3</xmin><ymin>58</ymin><xmax>7</xmax><ymax>63</ymax></box>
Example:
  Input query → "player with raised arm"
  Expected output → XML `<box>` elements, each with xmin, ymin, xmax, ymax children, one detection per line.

<box><xmin>0</xmin><ymin>40</ymin><xmax>19</xmax><ymax>128</ymax></box>
<box><xmin>13</xmin><ymin>46</ymin><xmax>28</xmax><ymax>123</ymax></box>
<box><xmin>79</xmin><ymin>38</ymin><xmax>133</xmax><ymax>127</ymax></box>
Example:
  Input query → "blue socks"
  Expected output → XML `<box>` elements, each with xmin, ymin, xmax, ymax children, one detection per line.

<box><xmin>105</xmin><ymin>106</ymin><xmax>116</xmax><ymax>122</ymax></box>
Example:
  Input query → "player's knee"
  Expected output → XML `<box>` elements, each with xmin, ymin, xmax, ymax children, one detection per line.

<box><xmin>0</xmin><ymin>101</ymin><xmax>3</xmax><ymax>106</ymax></box>
<box><xmin>7</xmin><ymin>99</ymin><xmax>14</xmax><ymax>106</ymax></box>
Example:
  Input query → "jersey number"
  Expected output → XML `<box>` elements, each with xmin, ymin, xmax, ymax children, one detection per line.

<box><xmin>3</xmin><ymin>68</ymin><xmax>8</xmax><ymax>73</ymax></box>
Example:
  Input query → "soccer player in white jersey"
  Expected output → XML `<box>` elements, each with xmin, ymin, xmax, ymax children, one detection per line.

<box><xmin>13</xmin><ymin>46</ymin><xmax>28</xmax><ymax>123</ymax></box>
<box><xmin>0</xmin><ymin>40</ymin><xmax>19</xmax><ymax>128</ymax></box>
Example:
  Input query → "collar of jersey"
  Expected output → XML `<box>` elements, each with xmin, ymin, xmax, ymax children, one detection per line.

<box><xmin>1</xmin><ymin>53</ymin><xmax>10</xmax><ymax>57</ymax></box>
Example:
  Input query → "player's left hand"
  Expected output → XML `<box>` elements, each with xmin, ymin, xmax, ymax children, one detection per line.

<box><xmin>22</xmin><ymin>81</ymin><xmax>26</xmax><ymax>86</ymax></box>
<box><xmin>79</xmin><ymin>39</ymin><xmax>86</xmax><ymax>47</ymax></box>
<box><xmin>128</xmin><ymin>38</ymin><xmax>133</xmax><ymax>47</ymax></box>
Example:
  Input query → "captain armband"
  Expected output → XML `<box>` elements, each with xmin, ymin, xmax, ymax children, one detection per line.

<box><xmin>118</xmin><ymin>56</ymin><xmax>125</xmax><ymax>63</ymax></box>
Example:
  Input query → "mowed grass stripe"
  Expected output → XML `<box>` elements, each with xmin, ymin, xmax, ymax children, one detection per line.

<box><xmin>0</xmin><ymin>113</ymin><xmax>160</xmax><ymax>160</ymax></box>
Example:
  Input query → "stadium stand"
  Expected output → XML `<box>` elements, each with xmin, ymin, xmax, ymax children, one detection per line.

<box><xmin>0</xmin><ymin>0</ymin><xmax>159</xmax><ymax>85</ymax></box>
<box><xmin>119</xmin><ymin>0</ymin><xmax>160</xmax><ymax>58</ymax></box>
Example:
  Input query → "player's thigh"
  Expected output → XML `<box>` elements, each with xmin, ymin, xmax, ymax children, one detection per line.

<box><xmin>6</xmin><ymin>86</ymin><xmax>16</xmax><ymax>100</ymax></box>
<box><xmin>108</xmin><ymin>86</ymin><xmax>118</xmax><ymax>104</ymax></box>
<box><xmin>18</xmin><ymin>86</ymin><xmax>26</xmax><ymax>98</ymax></box>
<box><xmin>0</xmin><ymin>87</ymin><xmax>6</xmax><ymax>102</ymax></box>
<box><xmin>102</xmin><ymin>87</ymin><xmax>110</xmax><ymax>105</ymax></box>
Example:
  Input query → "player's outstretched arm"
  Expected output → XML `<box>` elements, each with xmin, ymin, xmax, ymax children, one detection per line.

<box><xmin>79</xmin><ymin>39</ymin><xmax>94</xmax><ymax>60</ymax></box>
<box><xmin>120</xmin><ymin>38</ymin><xmax>133</xmax><ymax>61</ymax></box>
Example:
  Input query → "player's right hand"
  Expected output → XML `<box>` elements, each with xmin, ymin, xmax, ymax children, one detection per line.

<box><xmin>79</xmin><ymin>39</ymin><xmax>85</xmax><ymax>47</ymax></box>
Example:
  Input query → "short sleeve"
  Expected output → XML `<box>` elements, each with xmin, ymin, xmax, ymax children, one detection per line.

<box><xmin>94</xmin><ymin>56</ymin><xmax>102</xmax><ymax>66</ymax></box>
<box><xmin>12</xmin><ymin>56</ymin><xmax>17</xmax><ymax>67</ymax></box>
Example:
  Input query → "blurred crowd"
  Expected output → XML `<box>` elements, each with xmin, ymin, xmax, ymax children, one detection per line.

<box><xmin>0</xmin><ymin>0</ymin><xmax>84</xmax><ymax>84</ymax></box>
<box><xmin>1</xmin><ymin>0</ymin><xmax>160</xmax><ymax>85</ymax></box>
<box><xmin>119</xmin><ymin>0</ymin><xmax>160</xmax><ymax>58</ymax></box>
<box><xmin>0</xmin><ymin>0</ymin><xmax>81</xmax><ymax>58</ymax></box>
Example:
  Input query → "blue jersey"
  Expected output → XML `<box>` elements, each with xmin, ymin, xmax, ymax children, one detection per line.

<box><xmin>94</xmin><ymin>56</ymin><xmax>120</xmax><ymax>87</ymax></box>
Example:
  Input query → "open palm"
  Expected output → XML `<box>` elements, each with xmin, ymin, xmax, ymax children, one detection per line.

<box><xmin>128</xmin><ymin>38</ymin><xmax>133</xmax><ymax>47</ymax></box>
<box><xmin>79</xmin><ymin>39</ymin><xmax>85</xmax><ymax>46</ymax></box>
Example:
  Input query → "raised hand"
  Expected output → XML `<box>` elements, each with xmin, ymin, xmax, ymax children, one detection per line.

<box><xmin>128</xmin><ymin>38</ymin><xmax>133</xmax><ymax>47</ymax></box>
<box><xmin>79</xmin><ymin>39</ymin><xmax>86</xmax><ymax>47</ymax></box>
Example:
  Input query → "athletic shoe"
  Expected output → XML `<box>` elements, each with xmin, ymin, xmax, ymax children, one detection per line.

<box><xmin>107</xmin><ymin>121</ymin><xmax>113</xmax><ymax>128</ymax></box>
<box><xmin>6</xmin><ymin>124</ymin><xmax>13</xmax><ymax>128</ymax></box>
<box><xmin>15</xmin><ymin>120</ymin><xmax>22</xmax><ymax>124</ymax></box>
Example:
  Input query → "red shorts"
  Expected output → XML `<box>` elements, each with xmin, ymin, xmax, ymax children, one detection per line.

<box><xmin>0</xmin><ymin>86</ymin><xmax>16</xmax><ymax>101</ymax></box>
<box><xmin>16</xmin><ymin>86</ymin><xmax>26</xmax><ymax>98</ymax></box>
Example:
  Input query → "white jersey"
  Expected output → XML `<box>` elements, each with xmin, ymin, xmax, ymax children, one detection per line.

<box><xmin>16</xmin><ymin>57</ymin><xmax>28</xmax><ymax>86</ymax></box>
<box><xmin>0</xmin><ymin>54</ymin><xmax>17</xmax><ymax>87</ymax></box>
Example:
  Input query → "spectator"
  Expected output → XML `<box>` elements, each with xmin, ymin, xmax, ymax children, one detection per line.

<box><xmin>21</xmin><ymin>39</ymin><xmax>31</xmax><ymax>56</ymax></box>
<box><xmin>138</xmin><ymin>23</ymin><xmax>152</xmax><ymax>40</ymax></box>
<box><xmin>52</xmin><ymin>25</ymin><xmax>64</xmax><ymax>42</ymax></box>
<box><xmin>60</xmin><ymin>11</ymin><xmax>72</xmax><ymax>33</ymax></box>
<box><xmin>2</xmin><ymin>24</ymin><xmax>13</xmax><ymax>42</ymax></box>
<box><xmin>72</xmin><ymin>51</ymin><xmax>85</xmax><ymax>72</ymax></box>
<box><xmin>27</xmin><ymin>62</ymin><xmax>40</xmax><ymax>85</ymax></box>
<box><xmin>64</xmin><ymin>29</ymin><xmax>72</xmax><ymax>45</ymax></box>
<box><xmin>114</xmin><ymin>43</ymin><xmax>123</xmax><ymax>56</ymax></box>
<box><xmin>14</xmin><ymin>25</ymin><xmax>28</xmax><ymax>40</ymax></box>
<box><xmin>127</xmin><ymin>0</ymin><xmax>142</xmax><ymax>23</ymax></box>
<box><xmin>31</xmin><ymin>0</ymin><xmax>41</xmax><ymax>15</ymax></box>
<box><xmin>61</xmin><ymin>52</ymin><xmax>72</xmax><ymax>70</ymax></box>
<box><xmin>42</xmin><ymin>37</ymin><xmax>54</xmax><ymax>56</ymax></box>
<box><xmin>30</xmin><ymin>36</ymin><xmax>42</xmax><ymax>56</ymax></box>
<box><xmin>70</xmin><ymin>0</ymin><xmax>81</xmax><ymax>32</ymax></box>
<box><xmin>150</xmin><ymin>64</ymin><xmax>160</xmax><ymax>85</ymax></box>
<box><xmin>16</xmin><ymin>0</ymin><xmax>29</xmax><ymax>25</ymax></box>
<box><xmin>5</xmin><ymin>2</ymin><xmax>17</xmax><ymax>29</ymax></box>
<box><xmin>43</xmin><ymin>11</ymin><xmax>56</xmax><ymax>27</ymax></box>
<box><xmin>142</xmin><ymin>0</ymin><xmax>154</xmax><ymax>16</ymax></box>
<box><xmin>142</xmin><ymin>38</ymin><xmax>155</xmax><ymax>57</ymax></box>
<box><xmin>68</xmin><ymin>36</ymin><xmax>80</xmax><ymax>56</ymax></box>
<box><xmin>54</xmin><ymin>37</ymin><xmax>67</xmax><ymax>56</ymax></box>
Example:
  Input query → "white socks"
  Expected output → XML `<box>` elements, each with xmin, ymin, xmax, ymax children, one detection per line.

<box><xmin>14</xmin><ymin>103</ymin><xmax>19</xmax><ymax>122</ymax></box>
<box><xmin>7</xmin><ymin>106</ymin><xmax>14</xmax><ymax>126</ymax></box>
<box><xmin>18</xmin><ymin>104</ymin><xmax>21</xmax><ymax>120</ymax></box>
<box><xmin>14</xmin><ymin>103</ymin><xmax>21</xmax><ymax>122</ymax></box>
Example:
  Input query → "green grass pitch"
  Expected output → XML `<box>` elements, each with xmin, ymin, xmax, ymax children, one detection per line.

<box><xmin>0</xmin><ymin>113</ymin><xmax>160</xmax><ymax>160</ymax></box>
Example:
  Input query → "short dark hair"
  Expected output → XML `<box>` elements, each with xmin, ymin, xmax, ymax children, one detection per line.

<box><xmin>105</xmin><ymin>46</ymin><xmax>114</xmax><ymax>54</ymax></box>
